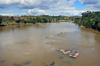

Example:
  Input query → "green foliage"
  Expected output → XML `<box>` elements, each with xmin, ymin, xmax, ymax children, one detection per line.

<box><xmin>74</xmin><ymin>11</ymin><xmax>100</xmax><ymax>31</ymax></box>
<box><xmin>42</xmin><ymin>18</ymin><xmax>47</xmax><ymax>23</ymax></box>
<box><xmin>16</xmin><ymin>18</ymin><xmax>21</xmax><ymax>23</ymax></box>
<box><xmin>21</xmin><ymin>19</ymin><xmax>25</xmax><ymax>23</ymax></box>
<box><xmin>11</xmin><ymin>16</ymin><xmax>14</xmax><ymax>21</ymax></box>
<box><xmin>35</xmin><ymin>17</ymin><xmax>41</xmax><ymax>23</ymax></box>
<box><xmin>1</xmin><ymin>23</ymin><xmax>5</xmax><ymax>25</ymax></box>
<box><xmin>5</xmin><ymin>20</ymin><xmax>9</xmax><ymax>24</ymax></box>
<box><xmin>8</xmin><ymin>23</ymin><xmax>17</xmax><ymax>25</ymax></box>
<box><xmin>74</xmin><ymin>19</ymin><xmax>78</xmax><ymax>23</ymax></box>
<box><xmin>0</xmin><ymin>15</ymin><xmax>70</xmax><ymax>26</ymax></box>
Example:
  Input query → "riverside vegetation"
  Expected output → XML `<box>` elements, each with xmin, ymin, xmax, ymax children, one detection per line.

<box><xmin>1</xmin><ymin>11</ymin><xmax>100</xmax><ymax>31</ymax></box>
<box><xmin>0</xmin><ymin>15</ymin><xmax>74</xmax><ymax>26</ymax></box>
<box><xmin>73</xmin><ymin>11</ymin><xmax>100</xmax><ymax>31</ymax></box>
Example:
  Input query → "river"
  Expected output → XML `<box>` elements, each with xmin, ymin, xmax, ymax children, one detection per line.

<box><xmin>0</xmin><ymin>22</ymin><xmax>100</xmax><ymax>66</ymax></box>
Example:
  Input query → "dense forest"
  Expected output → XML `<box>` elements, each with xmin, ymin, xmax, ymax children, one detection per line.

<box><xmin>0</xmin><ymin>15</ymin><xmax>73</xmax><ymax>26</ymax></box>
<box><xmin>74</xmin><ymin>11</ymin><xmax>100</xmax><ymax>31</ymax></box>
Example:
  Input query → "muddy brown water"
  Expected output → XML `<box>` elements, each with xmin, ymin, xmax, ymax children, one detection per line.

<box><xmin>0</xmin><ymin>22</ymin><xmax>100</xmax><ymax>66</ymax></box>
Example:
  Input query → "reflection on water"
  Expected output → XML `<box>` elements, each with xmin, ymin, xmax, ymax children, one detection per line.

<box><xmin>0</xmin><ymin>22</ymin><xmax>100</xmax><ymax>66</ymax></box>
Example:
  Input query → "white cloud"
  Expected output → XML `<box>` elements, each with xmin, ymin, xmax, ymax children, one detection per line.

<box><xmin>78</xmin><ymin>0</ymin><xmax>100</xmax><ymax>10</ymax></box>
<box><xmin>0</xmin><ymin>9</ymin><xmax>84</xmax><ymax>16</ymax></box>
<box><xmin>0</xmin><ymin>13</ymin><xmax>15</xmax><ymax>16</ymax></box>
<box><xmin>27</xmin><ymin>9</ymin><xmax>84</xmax><ymax>16</ymax></box>
<box><xmin>0</xmin><ymin>0</ymin><xmax>85</xmax><ymax>16</ymax></box>
<box><xmin>0</xmin><ymin>13</ymin><xmax>27</xmax><ymax>16</ymax></box>
<box><xmin>0</xmin><ymin>0</ymin><xmax>76</xmax><ymax>10</ymax></box>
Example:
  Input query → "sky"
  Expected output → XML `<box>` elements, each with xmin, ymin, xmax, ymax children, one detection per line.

<box><xmin>0</xmin><ymin>0</ymin><xmax>100</xmax><ymax>16</ymax></box>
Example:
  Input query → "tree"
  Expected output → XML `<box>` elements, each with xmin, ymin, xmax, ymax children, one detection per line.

<box><xmin>5</xmin><ymin>20</ymin><xmax>9</xmax><ymax>24</ymax></box>
<box><xmin>32</xmin><ymin>18</ymin><xmax>35</xmax><ymax>24</ymax></box>
<box><xmin>42</xmin><ymin>18</ymin><xmax>47</xmax><ymax>23</ymax></box>
<box><xmin>0</xmin><ymin>17</ymin><xmax>2</xmax><ymax>25</ymax></box>
<box><xmin>21</xmin><ymin>19</ymin><xmax>26</xmax><ymax>23</ymax></box>
<box><xmin>82</xmin><ymin>17</ymin><xmax>91</xmax><ymax>28</ymax></box>
<box><xmin>92</xmin><ymin>16</ymin><xmax>100</xmax><ymax>29</ymax></box>
<box><xmin>35</xmin><ymin>17</ymin><xmax>41</xmax><ymax>23</ymax></box>
<box><xmin>16</xmin><ymin>18</ymin><xmax>21</xmax><ymax>23</ymax></box>
<box><xmin>11</xmin><ymin>16</ymin><xmax>14</xmax><ymax>21</ymax></box>
<box><xmin>75</xmin><ymin>11</ymin><xmax>100</xmax><ymax>31</ymax></box>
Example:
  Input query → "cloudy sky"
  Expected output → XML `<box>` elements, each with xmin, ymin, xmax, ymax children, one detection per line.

<box><xmin>0</xmin><ymin>0</ymin><xmax>100</xmax><ymax>16</ymax></box>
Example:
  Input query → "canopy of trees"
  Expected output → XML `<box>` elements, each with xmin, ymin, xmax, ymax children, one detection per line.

<box><xmin>74</xmin><ymin>11</ymin><xmax>100</xmax><ymax>31</ymax></box>
<box><xmin>0</xmin><ymin>15</ymin><xmax>71</xmax><ymax>26</ymax></box>
<box><xmin>14</xmin><ymin>16</ymin><xmax>67</xmax><ymax>24</ymax></box>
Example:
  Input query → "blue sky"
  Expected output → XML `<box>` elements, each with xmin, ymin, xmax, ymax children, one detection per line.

<box><xmin>0</xmin><ymin>0</ymin><xmax>100</xmax><ymax>16</ymax></box>
<box><xmin>72</xmin><ymin>0</ymin><xmax>86</xmax><ymax>10</ymax></box>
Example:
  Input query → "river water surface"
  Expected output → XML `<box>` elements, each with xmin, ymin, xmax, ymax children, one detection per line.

<box><xmin>0</xmin><ymin>22</ymin><xmax>100</xmax><ymax>66</ymax></box>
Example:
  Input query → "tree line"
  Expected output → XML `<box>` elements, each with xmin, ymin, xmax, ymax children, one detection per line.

<box><xmin>74</xmin><ymin>11</ymin><xmax>100</xmax><ymax>31</ymax></box>
<box><xmin>0</xmin><ymin>15</ymin><xmax>68</xmax><ymax>25</ymax></box>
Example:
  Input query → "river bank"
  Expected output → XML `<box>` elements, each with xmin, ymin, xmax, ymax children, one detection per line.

<box><xmin>0</xmin><ymin>15</ymin><xmax>74</xmax><ymax>27</ymax></box>
<box><xmin>0</xmin><ymin>20</ymin><xmax>71</xmax><ymax>27</ymax></box>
